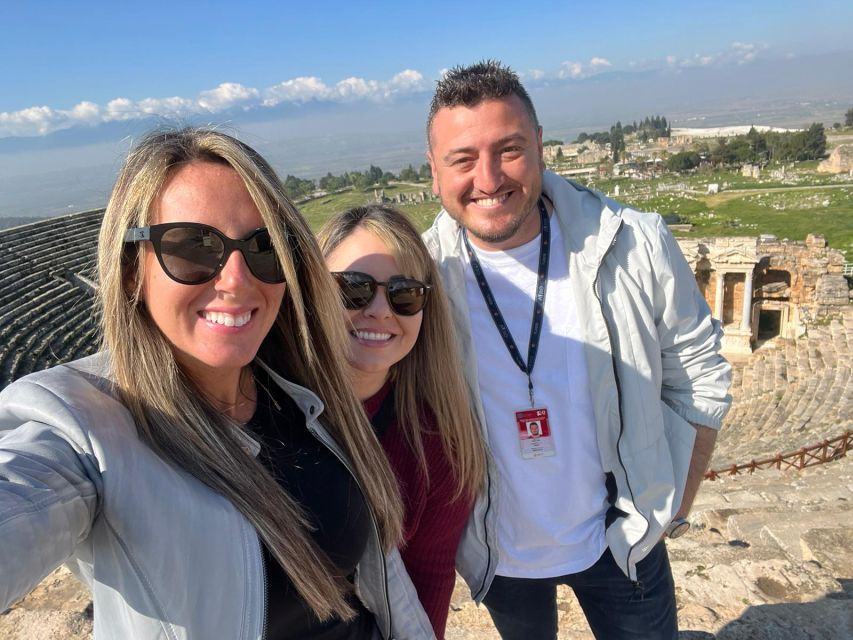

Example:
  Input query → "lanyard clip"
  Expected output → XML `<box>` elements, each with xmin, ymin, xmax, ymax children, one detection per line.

<box><xmin>528</xmin><ymin>378</ymin><xmax>535</xmax><ymax>408</ymax></box>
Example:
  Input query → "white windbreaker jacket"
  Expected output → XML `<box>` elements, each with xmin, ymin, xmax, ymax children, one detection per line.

<box><xmin>0</xmin><ymin>353</ymin><xmax>435</xmax><ymax>639</ymax></box>
<box><xmin>423</xmin><ymin>171</ymin><xmax>732</xmax><ymax>600</ymax></box>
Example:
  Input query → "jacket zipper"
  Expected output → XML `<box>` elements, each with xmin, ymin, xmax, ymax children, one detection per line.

<box><xmin>305</xmin><ymin>422</ymin><xmax>392</xmax><ymax>639</ymax></box>
<box><xmin>259</xmin><ymin>535</ymin><xmax>269</xmax><ymax>640</ymax></box>
<box><xmin>475</xmin><ymin>469</ymin><xmax>494</xmax><ymax>601</ymax></box>
<box><xmin>592</xmin><ymin>223</ymin><xmax>651</xmax><ymax>581</ymax></box>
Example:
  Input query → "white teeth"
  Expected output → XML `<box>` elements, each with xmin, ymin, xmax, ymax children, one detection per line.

<box><xmin>474</xmin><ymin>194</ymin><xmax>508</xmax><ymax>207</ymax></box>
<box><xmin>204</xmin><ymin>311</ymin><xmax>252</xmax><ymax>327</ymax></box>
<box><xmin>353</xmin><ymin>330</ymin><xmax>392</xmax><ymax>342</ymax></box>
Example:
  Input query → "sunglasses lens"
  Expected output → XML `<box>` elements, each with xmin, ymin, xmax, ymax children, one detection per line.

<box><xmin>244</xmin><ymin>229</ymin><xmax>285</xmax><ymax>283</ymax></box>
<box><xmin>388</xmin><ymin>279</ymin><xmax>428</xmax><ymax>316</ymax></box>
<box><xmin>334</xmin><ymin>272</ymin><xmax>376</xmax><ymax>309</ymax></box>
<box><xmin>159</xmin><ymin>226</ymin><xmax>223</xmax><ymax>283</ymax></box>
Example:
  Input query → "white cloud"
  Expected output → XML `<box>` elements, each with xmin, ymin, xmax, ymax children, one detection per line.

<box><xmin>198</xmin><ymin>83</ymin><xmax>259</xmax><ymax>111</ymax></box>
<box><xmin>263</xmin><ymin>76</ymin><xmax>331</xmax><ymax>105</ymax></box>
<box><xmin>0</xmin><ymin>106</ymin><xmax>61</xmax><ymax>137</ymax></box>
<box><xmin>527</xmin><ymin>69</ymin><xmax>545</xmax><ymax>81</ymax></box>
<box><xmin>558</xmin><ymin>61</ymin><xmax>584</xmax><ymax>79</ymax></box>
<box><xmin>731</xmin><ymin>42</ymin><xmax>761</xmax><ymax>64</ymax></box>
<box><xmin>69</xmin><ymin>101</ymin><xmax>102</xmax><ymax>123</ymax></box>
<box><xmin>0</xmin><ymin>69</ymin><xmax>432</xmax><ymax>139</ymax></box>
<box><xmin>557</xmin><ymin>57</ymin><xmax>612</xmax><ymax>80</ymax></box>
<box><xmin>641</xmin><ymin>42</ymin><xmax>767</xmax><ymax>71</ymax></box>
<box><xmin>334</xmin><ymin>76</ymin><xmax>379</xmax><ymax>100</ymax></box>
<box><xmin>388</xmin><ymin>69</ymin><xmax>426</xmax><ymax>93</ymax></box>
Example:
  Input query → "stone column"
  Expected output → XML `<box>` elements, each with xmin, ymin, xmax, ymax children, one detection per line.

<box><xmin>741</xmin><ymin>270</ymin><xmax>754</xmax><ymax>332</ymax></box>
<box><xmin>714</xmin><ymin>272</ymin><xmax>725</xmax><ymax>321</ymax></box>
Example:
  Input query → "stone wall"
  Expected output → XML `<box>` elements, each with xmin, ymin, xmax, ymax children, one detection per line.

<box><xmin>676</xmin><ymin>234</ymin><xmax>850</xmax><ymax>354</ymax></box>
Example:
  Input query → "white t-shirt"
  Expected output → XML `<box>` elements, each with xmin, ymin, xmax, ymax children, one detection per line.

<box><xmin>465</xmin><ymin>218</ymin><xmax>608</xmax><ymax>578</ymax></box>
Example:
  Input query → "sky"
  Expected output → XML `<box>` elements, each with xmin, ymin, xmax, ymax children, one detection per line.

<box><xmin>2</xmin><ymin>0</ymin><xmax>853</xmax><ymax>217</ymax></box>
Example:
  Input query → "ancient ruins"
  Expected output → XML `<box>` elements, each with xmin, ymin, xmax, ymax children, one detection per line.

<box><xmin>678</xmin><ymin>234</ymin><xmax>850</xmax><ymax>354</ymax></box>
<box><xmin>818</xmin><ymin>143</ymin><xmax>853</xmax><ymax>174</ymax></box>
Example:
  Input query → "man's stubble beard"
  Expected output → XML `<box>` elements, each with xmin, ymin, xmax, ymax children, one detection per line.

<box><xmin>463</xmin><ymin>201</ymin><xmax>537</xmax><ymax>246</ymax></box>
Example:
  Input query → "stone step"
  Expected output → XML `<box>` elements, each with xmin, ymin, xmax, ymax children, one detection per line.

<box><xmin>760</xmin><ymin>510</ymin><xmax>851</xmax><ymax>564</ymax></box>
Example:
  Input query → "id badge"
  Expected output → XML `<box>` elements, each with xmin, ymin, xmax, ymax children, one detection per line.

<box><xmin>515</xmin><ymin>407</ymin><xmax>556</xmax><ymax>459</ymax></box>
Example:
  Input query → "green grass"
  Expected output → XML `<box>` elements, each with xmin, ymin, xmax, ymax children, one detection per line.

<box><xmin>296</xmin><ymin>170</ymin><xmax>853</xmax><ymax>261</ymax></box>
<box><xmin>685</xmin><ymin>186</ymin><xmax>853</xmax><ymax>260</ymax></box>
<box><xmin>573</xmin><ymin>167</ymin><xmax>853</xmax><ymax>261</ymax></box>
<box><xmin>298</xmin><ymin>184</ymin><xmax>442</xmax><ymax>232</ymax></box>
<box><xmin>613</xmin><ymin>185</ymin><xmax>853</xmax><ymax>261</ymax></box>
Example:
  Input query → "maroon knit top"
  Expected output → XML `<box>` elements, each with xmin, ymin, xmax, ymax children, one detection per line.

<box><xmin>364</xmin><ymin>383</ymin><xmax>473</xmax><ymax>639</ymax></box>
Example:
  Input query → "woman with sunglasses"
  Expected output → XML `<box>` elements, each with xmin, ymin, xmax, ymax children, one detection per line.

<box><xmin>0</xmin><ymin>128</ymin><xmax>436</xmax><ymax>639</ymax></box>
<box><xmin>318</xmin><ymin>206</ymin><xmax>486</xmax><ymax>639</ymax></box>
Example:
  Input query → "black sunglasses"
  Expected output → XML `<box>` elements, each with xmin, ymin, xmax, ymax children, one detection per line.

<box><xmin>332</xmin><ymin>271</ymin><xmax>430</xmax><ymax>316</ymax></box>
<box><xmin>124</xmin><ymin>222</ymin><xmax>285</xmax><ymax>285</ymax></box>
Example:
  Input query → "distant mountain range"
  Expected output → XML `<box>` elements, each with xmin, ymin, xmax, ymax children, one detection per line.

<box><xmin>2</xmin><ymin>49</ymin><xmax>852</xmax><ymax>219</ymax></box>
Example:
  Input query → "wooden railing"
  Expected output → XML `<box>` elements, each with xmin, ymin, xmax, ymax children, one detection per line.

<box><xmin>705</xmin><ymin>431</ymin><xmax>852</xmax><ymax>480</ymax></box>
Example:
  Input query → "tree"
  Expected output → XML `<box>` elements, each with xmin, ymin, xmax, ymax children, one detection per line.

<box><xmin>710</xmin><ymin>138</ymin><xmax>733</xmax><ymax>166</ymax></box>
<box><xmin>802</xmin><ymin>123</ymin><xmax>826</xmax><ymax>159</ymax></box>
<box><xmin>609</xmin><ymin>123</ymin><xmax>625</xmax><ymax>163</ymax></box>
<box><xmin>399</xmin><ymin>164</ymin><xmax>418</xmax><ymax>182</ymax></box>
<box><xmin>846</xmin><ymin>107</ymin><xmax>853</xmax><ymax>127</ymax></box>
<box><xmin>746</xmin><ymin>127</ymin><xmax>768</xmax><ymax>162</ymax></box>
<box><xmin>349</xmin><ymin>171</ymin><xmax>370</xmax><ymax>190</ymax></box>
<box><xmin>419</xmin><ymin>163</ymin><xmax>432</xmax><ymax>181</ymax></box>
<box><xmin>555</xmin><ymin>147</ymin><xmax>563</xmax><ymax>160</ymax></box>
<box><xmin>318</xmin><ymin>172</ymin><xmax>337</xmax><ymax>192</ymax></box>
<box><xmin>283</xmin><ymin>174</ymin><xmax>315</xmax><ymax>200</ymax></box>
<box><xmin>667</xmin><ymin>151</ymin><xmax>701</xmax><ymax>173</ymax></box>
<box><xmin>367</xmin><ymin>165</ymin><xmax>384</xmax><ymax>186</ymax></box>
<box><xmin>543</xmin><ymin>139</ymin><xmax>563</xmax><ymax>146</ymax></box>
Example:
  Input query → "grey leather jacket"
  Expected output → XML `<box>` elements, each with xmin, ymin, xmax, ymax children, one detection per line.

<box><xmin>423</xmin><ymin>171</ymin><xmax>732</xmax><ymax>600</ymax></box>
<box><xmin>0</xmin><ymin>353</ymin><xmax>434</xmax><ymax>639</ymax></box>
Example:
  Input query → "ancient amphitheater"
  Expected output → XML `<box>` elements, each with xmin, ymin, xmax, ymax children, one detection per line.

<box><xmin>1</xmin><ymin>211</ymin><xmax>851</xmax><ymax>639</ymax></box>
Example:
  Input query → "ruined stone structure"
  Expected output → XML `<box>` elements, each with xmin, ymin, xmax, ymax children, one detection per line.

<box><xmin>817</xmin><ymin>143</ymin><xmax>853</xmax><ymax>174</ymax></box>
<box><xmin>677</xmin><ymin>234</ymin><xmax>850</xmax><ymax>354</ymax></box>
<box><xmin>542</xmin><ymin>143</ymin><xmax>608</xmax><ymax>165</ymax></box>
<box><xmin>373</xmin><ymin>188</ymin><xmax>437</xmax><ymax>206</ymax></box>
<box><xmin>741</xmin><ymin>163</ymin><xmax>761</xmax><ymax>179</ymax></box>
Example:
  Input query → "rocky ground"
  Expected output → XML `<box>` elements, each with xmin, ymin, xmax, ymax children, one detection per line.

<box><xmin>446</xmin><ymin>462</ymin><xmax>852</xmax><ymax>639</ymax></box>
<box><xmin>3</xmin><ymin>311</ymin><xmax>851</xmax><ymax>639</ymax></box>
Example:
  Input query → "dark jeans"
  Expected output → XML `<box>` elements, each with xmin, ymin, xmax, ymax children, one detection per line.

<box><xmin>481</xmin><ymin>542</ymin><xmax>677</xmax><ymax>640</ymax></box>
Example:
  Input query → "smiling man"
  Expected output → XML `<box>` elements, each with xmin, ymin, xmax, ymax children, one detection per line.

<box><xmin>423</xmin><ymin>61</ymin><xmax>732</xmax><ymax>639</ymax></box>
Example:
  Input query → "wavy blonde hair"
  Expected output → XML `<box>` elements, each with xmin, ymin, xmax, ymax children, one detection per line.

<box><xmin>97</xmin><ymin>127</ymin><xmax>402</xmax><ymax>621</ymax></box>
<box><xmin>318</xmin><ymin>205</ymin><xmax>485</xmax><ymax>498</ymax></box>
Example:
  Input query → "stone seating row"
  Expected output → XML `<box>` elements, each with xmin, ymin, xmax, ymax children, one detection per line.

<box><xmin>0</xmin><ymin>211</ymin><xmax>104</xmax><ymax>389</ymax></box>
<box><xmin>0</xmin><ymin>209</ymin><xmax>104</xmax><ymax>247</ymax></box>
<box><xmin>714</xmin><ymin>311</ymin><xmax>853</xmax><ymax>466</ymax></box>
<box><xmin>0</xmin><ymin>280</ymin><xmax>99</xmax><ymax>387</ymax></box>
<box><xmin>5</xmin><ymin>303</ymin><xmax>99</xmax><ymax>383</ymax></box>
<box><xmin>0</xmin><ymin>210</ymin><xmax>102</xmax><ymax>271</ymax></box>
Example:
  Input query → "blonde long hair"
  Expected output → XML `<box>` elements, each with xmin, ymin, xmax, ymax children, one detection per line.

<box><xmin>318</xmin><ymin>205</ymin><xmax>485</xmax><ymax>498</ymax></box>
<box><xmin>98</xmin><ymin>128</ymin><xmax>402</xmax><ymax>621</ymax></box>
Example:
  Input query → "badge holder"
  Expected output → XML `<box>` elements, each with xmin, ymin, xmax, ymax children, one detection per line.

<box><xmin>515</xmin><ymin>407</ymin><xmax>556</xmax><ymax>459</ymax></box>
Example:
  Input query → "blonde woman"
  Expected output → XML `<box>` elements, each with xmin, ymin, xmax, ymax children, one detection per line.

<box><xmin>0</xmin><ymin>129</ymin><xmax>435</xmax><ymax>639</ymax></box>
<box><xmin>319</xmin><ymin>205</ymin><xmax>486</xmax><ymax>639</ymax></box>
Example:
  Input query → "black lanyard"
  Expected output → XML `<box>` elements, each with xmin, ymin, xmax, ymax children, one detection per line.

<box><xmin>463</xmin><ymin>199</ymin><xmax>550</xmax><ymax>407</ymax></box>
